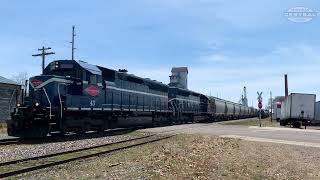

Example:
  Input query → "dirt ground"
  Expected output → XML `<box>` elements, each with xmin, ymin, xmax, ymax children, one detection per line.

<box><xmin>18</xmin><ymin>133</ymin><xmax>320</xmax><ymax>180</ymax></box>
<box><xmin>221</xmin><ymin>117</ymin><xmax>279</xmax><ymax>127</ymax></box>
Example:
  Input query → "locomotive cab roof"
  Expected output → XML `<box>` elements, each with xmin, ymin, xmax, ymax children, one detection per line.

<box><xmin>44</xmin><ymin>60</ymin><xmax>102</xmax><ymax>75</ymax></box>
<box><xmin>43</xmin><ymin>60</ymin><xmax>169</xmax><ymax>92</ymax></box>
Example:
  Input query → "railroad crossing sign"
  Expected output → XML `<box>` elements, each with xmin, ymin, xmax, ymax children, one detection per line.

<box><xmin>257</xmin><ymin>91</ymin><xmax>263</xmax><ymax>109</ymax></box>
<box><xmin>257</xmin><ymin>92</ymin><xmax>263</xmax><ymax>102</ymax></box>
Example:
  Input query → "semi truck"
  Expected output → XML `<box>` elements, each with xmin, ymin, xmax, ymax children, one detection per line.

<box><xmin>280</xmin><ymin>93</ymin><xmax>316</xmax><ymax>128</ymax></box>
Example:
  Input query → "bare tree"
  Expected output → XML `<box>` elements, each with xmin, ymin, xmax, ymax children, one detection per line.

<box><xmin>11</xmin><ymin>72</ymin><xmax>28</xmax><ymax>86</ymax></box>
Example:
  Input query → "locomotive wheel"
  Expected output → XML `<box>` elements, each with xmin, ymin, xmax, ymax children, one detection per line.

<box><xmin>109</xmin><ymin>116</ymin><xmax>118</xmax><ymax>129</ymax></box>
<box><xmin>6</xmin><ymin>125</ymin><xmax>14</xmax><ymax>136</ymax></box>
<box><xmin>168</xmin><ymin>116</ymin><xmax>174</xmax><ymax>125</ymax></box>
<box><xmin>191</xmin><ymin>116</ymin><xmax>195</xmax><ymax>123</ymax></box>
<box><xmin>152</xmin><ymin>116</ymin><xmax>159</xmax><ymax>127</ymax></box>
<box><xmin>24</xmin><ymin>127</ymin><xmax>49</xmax><ymax>138</ymax></box>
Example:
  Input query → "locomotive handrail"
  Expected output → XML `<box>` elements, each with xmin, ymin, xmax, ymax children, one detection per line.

<box><xmin>42</xmin><ymin>87</ymin><xmax>52</xmax><ymax>119</ymax></box>
<box><xmin>58</xmin><ymin>83</ymin><xmax>66</xmax><ymax>119</ymax></box>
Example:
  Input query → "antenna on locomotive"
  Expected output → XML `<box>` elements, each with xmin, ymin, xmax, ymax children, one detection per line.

<box><xmin>70</xmin><ymin>25</ymin><xmax>76</xmax><ymax>60</ymax></box>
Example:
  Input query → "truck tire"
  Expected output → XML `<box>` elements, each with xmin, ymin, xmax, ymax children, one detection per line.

<box><xmin>293</xmin><ymin>121</ymin><xmax>301</xmax><ymax>128</ymax></box>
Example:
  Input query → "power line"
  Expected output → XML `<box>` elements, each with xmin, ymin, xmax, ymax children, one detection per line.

<box><xmin>32</xmin><ymin>46</ymin><xmax>55</xmax><ymax>74</ymax></box>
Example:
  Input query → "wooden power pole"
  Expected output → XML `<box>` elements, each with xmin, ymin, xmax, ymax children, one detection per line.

<box><xmin>32</xmin><ymin>46</ymin><xmax>55</xmax><ymax>74</ymax></box>
<box><xmin>71</xmin><ymin>26</ymin><xmax>76</xmax><ymax>60</ymax></box>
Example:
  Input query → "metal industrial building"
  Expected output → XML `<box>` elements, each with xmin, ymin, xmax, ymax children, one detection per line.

<box><xmin>0</xmin><ymin>76</ymin><xmax>21</xmax><ymax>122</ymax></box>
<box><xmin>169</xmin><ymin>67</ymin><xmax>188</xmax><ymax>89</ymax></box>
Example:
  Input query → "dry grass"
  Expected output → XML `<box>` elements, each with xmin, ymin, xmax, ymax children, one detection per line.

<box><xmin>222</xmin><ymin>117</ymin><xmax>279</xmax><ymax>127</ymax></box>
<box><xmin>0</xmin><ymin>123</ymin><xmax>7</xmax><ymax>133</ymax></box>
<box><xmin>20</xmin><ymin>134</ymin><xmax>320</xmax><ymax>180</ymax></box>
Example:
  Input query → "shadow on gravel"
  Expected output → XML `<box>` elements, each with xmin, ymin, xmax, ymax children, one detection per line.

<box><xmin>15</xmin><ymin>121</ymin><xmax>220</xmax><ymax>145</ymax></box>
<box><xmin>18</xmin><ymin>128</ymin><xmax>138</xmax><ymax>145</ymax></box>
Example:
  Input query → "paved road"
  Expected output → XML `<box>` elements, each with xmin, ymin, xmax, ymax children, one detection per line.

<box><xmin>141</xmin><ymin>123</ymin><xmax>320</xmax><ymax>147</ymax></box>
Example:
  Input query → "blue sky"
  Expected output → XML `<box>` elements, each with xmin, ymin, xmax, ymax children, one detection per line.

<box><xmin>1</xmin><ymin>0</ymin><xmax>320</xmax><ymax>107</ymax></box>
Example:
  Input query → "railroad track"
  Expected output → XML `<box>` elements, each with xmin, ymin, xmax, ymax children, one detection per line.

<box><xmin>0</xmin><ymin>138</ymin><xmax>20</xmax><ymax>145</ymax></box>
<box><xmin>0</xmin><ymin>127</ymin><xmax>138</xmax><ymax>146</ymax></box>
<box><xmin>0</xmin><ymin>134</ymin><xmax>174</xmax><ymax>178</ymax></box>
<box><xmin>0</xmin><ymin>123</ymin><xmax>207</xmax><ymax>147</ymax></box>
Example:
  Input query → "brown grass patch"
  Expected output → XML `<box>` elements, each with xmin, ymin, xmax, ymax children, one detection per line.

<box><xmin>222</xmin><ymin>117</ymin><xmax>279</xmax><ymax>127</ymax></box>
<box><xmin>21</xmin><ymin>134</ymin><xmax>320</xmax><ymax>179</ymax></box>
<box><xmin>0</xmin><ymin>123</ymin><xmax>7</xmax><ymax>133</ymax></box>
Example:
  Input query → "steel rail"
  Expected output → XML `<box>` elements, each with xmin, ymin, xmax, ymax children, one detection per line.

<box><xmin>0</xmin><ymin>134</ymin><xmax>154</xmax><ymax>166</ymax></box>
<box><xmin>0</xmin><ymin>138</ymin><xmax>20</xmax><ymax>145</ymax></box>
<box><xmin>0</xmin><ymin>135</ymin><xmax>174</xmax><ymax>178</ymax></box>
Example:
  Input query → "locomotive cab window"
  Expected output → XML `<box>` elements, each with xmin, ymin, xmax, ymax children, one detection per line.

<box><xmin>90</xmin><ymin>75</ymin><xmax>97</xmax><ymax>84</ymax></box>
<box><xmin>45</xmin><ymin>62</ymin><xmax>82</xmax><ymax>79</ymax></box>
<box><xmin>89</xmin><ymin>74</ymin><xmax>102</xmax><ymax>85</ymax></box>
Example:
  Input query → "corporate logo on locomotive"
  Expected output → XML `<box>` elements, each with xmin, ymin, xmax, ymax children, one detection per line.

<box><xmin>85</xmin><ymin>86</ymin><xmax>100</xmax><ymax>96</ymax></box>
<box><xmin>31</xmin><ymin>79</ymin><xmax>42</xmax><ymax>87</ymax></box>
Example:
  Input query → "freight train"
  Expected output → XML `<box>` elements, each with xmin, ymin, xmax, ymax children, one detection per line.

<box><xmin>7</xmin><ymin>60</ymin><xmax>258</xmax><ymax>137</ymax></box>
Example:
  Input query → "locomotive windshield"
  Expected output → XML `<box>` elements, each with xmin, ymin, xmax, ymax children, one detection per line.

<box><xmin>44</xmin><ymin>61</ymin><xmax>82</xmax><ymax>79</ymax></box>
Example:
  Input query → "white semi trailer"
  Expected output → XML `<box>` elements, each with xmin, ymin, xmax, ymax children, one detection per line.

<box><xmin>280</xmin><ymin>93</ymin><xmax>316</xmax><ymax>128</ymax></box>
<box><xmin>314</xmin><ymin>101</ymin><xmax>320</xmax><ymax>125</ymax></box>
<box><xmin>272</xmin><ymin>102</ymin><xmax>282</xmax><ymax>121</ymax></box>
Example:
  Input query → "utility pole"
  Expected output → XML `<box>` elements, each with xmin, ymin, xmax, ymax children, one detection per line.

<box><xmin>243</xmin><ymin>86</ymin><xmax>248</xmax><ymax>107</ymax></box>
<box><xmin>32</xmin><ymin>46</ymin><xmax>55</xmax><ymax>74</ymax></box>
<box><xmin>270</xmin><ymin>91</ymin><xmax>273</xmax><ymax>122</ymax></box>
<box><xmin>70</xmin><ymin>26</ymin><xmax>76</xmax><ymax>60</ymax></box>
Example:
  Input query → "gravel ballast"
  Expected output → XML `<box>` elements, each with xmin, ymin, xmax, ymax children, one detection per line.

<box><xmin>0</xmin><ymin>132</ymin><xmax>151</xmax><ymax>163</ymax></box>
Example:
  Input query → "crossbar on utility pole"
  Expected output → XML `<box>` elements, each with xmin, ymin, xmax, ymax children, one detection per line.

<box><xmin>32</xmin><ymin>46</ymin><xmax>55</xmax><ymax>74</ymax></box>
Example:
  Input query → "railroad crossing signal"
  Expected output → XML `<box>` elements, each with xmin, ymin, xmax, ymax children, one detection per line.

<box><xmin>257</xmin><ymin>91</ymin><xmax>263</xmax><ymax>127</ymax></box>
<box><xmin>257</xmin><ymin>91</ymin><xmax>263</xmax><ymax>109</ymax></box>
<box><xmin>257</xmin><ymin>91</ymin><xmax>263</xmax><ymax>102</ymax></box>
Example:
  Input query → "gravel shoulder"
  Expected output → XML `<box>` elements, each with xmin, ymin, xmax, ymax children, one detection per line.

<box><xmin>13</xmin><ymin>134</ymin><xmax>320</xmax><ymax>180</ymax></box>
<box><xmin>220</xmin><ymin>117</ymin><xmax>279</xmax><ymax>127</ymax></box>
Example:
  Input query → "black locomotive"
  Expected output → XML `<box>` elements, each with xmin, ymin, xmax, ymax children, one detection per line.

<box><xmin>7</xmin><ymin>60</ymin><xmax>257</xmax><ymax>137</ymax></box>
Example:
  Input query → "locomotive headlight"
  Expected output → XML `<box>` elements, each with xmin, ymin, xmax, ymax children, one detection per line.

<box><xmin>17</xmin><ymin>103</ymin><xmax>21</xmax><ymax>107</ymax></box>
<box><xmin>35</xmin><ymin>102</ymin><xmax>40</xmax><ymax>106</ymax></box>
